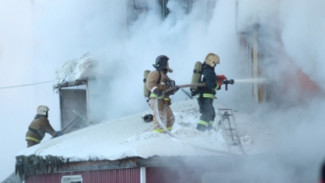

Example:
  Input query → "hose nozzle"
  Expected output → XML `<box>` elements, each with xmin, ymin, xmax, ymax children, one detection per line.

<box><xmin>222</xmin><ymin>79</ymin><xmax>235</xmax><ymax>90</ymax></box>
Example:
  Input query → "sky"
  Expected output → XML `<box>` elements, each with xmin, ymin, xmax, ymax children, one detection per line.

<box><xmin>1</xmin><ymin>0</ymin><xmax>325</xmax><ymax>182</ymax></box>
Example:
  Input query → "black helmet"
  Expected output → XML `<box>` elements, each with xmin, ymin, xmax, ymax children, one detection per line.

<box><xmin>143</xmin><ymin>114</ymin><xmax>153</xmax><ymax>122</ymax></box>
<box><xmin>153</xmin><ymin>55</ymin><xmax>169</xmax><ymax>71</ymax></box>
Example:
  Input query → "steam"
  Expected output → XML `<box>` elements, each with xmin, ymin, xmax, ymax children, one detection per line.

<box><xmin>1</xmin><ymin>0</ymin><xmax>325</xmax><ymax>182</ymax></box>
<box><xmin>234</xmin><ymin>78</ymin><xmax>268</xmax><ymax>84</ymax></box>
<box><xmin>280</xmin><ymin>0</ymin><xmax>325</xmax><ymax>89</ymax></box>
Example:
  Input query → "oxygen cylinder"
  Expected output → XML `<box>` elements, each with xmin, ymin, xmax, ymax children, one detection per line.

<box><xmin>190</xmin><ymin>61</ymin><xmax>202</xmax><ymax>90</ymax></box>
<box><xmin>143</xmin><ymin>70</ymin><xmax>151</xmax><ymax>97</ymax></box>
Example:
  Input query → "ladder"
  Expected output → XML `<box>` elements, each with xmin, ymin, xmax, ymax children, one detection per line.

<box><xmin>217</xmin><ymin>108</ymin><xmax>246</xmax><ymax>155</ymax></box>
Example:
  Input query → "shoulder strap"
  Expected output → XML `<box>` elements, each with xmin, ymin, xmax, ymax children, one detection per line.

<box><xmin>157</xmin><ymin>71</ymin><xmax>161</xmax><ymax>84</ymax></box>
<box><xmin>146</xmin><ymin>71</ymin><xmax>162</xmax><ymax>102</ymax></box>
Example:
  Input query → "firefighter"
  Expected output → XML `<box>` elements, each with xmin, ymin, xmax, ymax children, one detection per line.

<box><xmin>25</xmin><ymin>105</ymin><xmax>61</xmax><ymax>147</ymax></box>
<box><xmin>146</xmin><ymin>55</ymin><xmax>178</xmax><ymax>133</ymax></box>
<box><xmin>193</xmin><ymin>53</ymin><xmax>226</xmax><ymax>131</ymax></box>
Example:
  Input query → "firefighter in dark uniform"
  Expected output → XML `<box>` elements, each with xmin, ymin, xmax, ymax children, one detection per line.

<box><xmin>25</xmin><ymin>105</ymin><xmax>61</xmax><ymax>147</ymax></box>
<box><xmin>194</xmin><ymin>53</ymin><xmax>226</xmax><ymax>131</ymax></box>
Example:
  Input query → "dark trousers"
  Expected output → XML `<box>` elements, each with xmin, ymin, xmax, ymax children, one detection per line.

<box><xmin>197</xmin><ymin>97</ymin><xmax>215</xmax><ymax>131</ymax></box>
<box><xmin>198</xmin><ymin>97</ymin><xmax>215</xmax><ymax>122</ymax></box>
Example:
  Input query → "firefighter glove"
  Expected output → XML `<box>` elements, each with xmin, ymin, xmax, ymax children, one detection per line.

<box><xmin>217</xmin><ymin>75</ymin><xmax>226</xmax><ymax>89</ymax></box>
<box><xmin>55</xmin><ymin>131</ymin><xmax>62</xmax><ymax>137</ymax></box>
<box><xmin>217</xmin><ymin>75</ymin><xmax>226</xmax><ymax>81</ymax></box>
<box><xmin>164</xmin><ymin>78</ymin><xmax>176</xmax><ymax>88</ymax></box>
<box><xmin>168</xmin><ymin>86</ymin><xmax>179</xmax><ymax>95</ymax></box>
<box><xmin>153</xmin><ymin>88</ymin><xmax>163</xmax><ymax>98</ymax></box>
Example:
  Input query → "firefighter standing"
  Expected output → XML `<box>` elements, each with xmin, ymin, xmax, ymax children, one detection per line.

<box><xmin>146</xmin><ymin>55</ymin><xmax>178</xmax><ymax>133</ymax></box>
<box><xmin>192</xmin><ymin>53</ymin><xmax>226</xmax><ymax>131</ymax></box>
<box><xmin>25</xmin><ymin>105</ymin><xmax>61</xmax><ymax>147</ymax></box>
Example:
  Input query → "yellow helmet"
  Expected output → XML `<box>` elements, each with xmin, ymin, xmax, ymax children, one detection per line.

<box><xmin>37</xmin><ymin>105</ymin><xmax>49</xmax><ymax>115</ymax></box>
<box><xmin>204</xmin><ymin>53</ymin><xmax>220</xmax><ymax>67</ymax></box>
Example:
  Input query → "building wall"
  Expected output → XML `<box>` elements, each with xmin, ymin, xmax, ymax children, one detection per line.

<box><xmin>26</xmin><ymin>168</ymin><xmax>140</xmax><ymax>183</ymax></box>
<box><xmin>146</xmin><ymin>167</ymin><xmax>202</xmax><ymax>183</ymax></box>
<box><xmin>25</xmin><ymin>166</ymin><xmax>219</xmax><ymax>183</ymax></box>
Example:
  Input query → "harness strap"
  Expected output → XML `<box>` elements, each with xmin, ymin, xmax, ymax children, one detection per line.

<box><xmin>147</xmin><ymin>71</ymin><xmax>162</xmax><ymax>102</ymax></box>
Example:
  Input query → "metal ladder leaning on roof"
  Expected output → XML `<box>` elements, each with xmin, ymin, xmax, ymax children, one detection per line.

<box><xmin>217</xmin><ymin>108</ymin><xmax>246</xmax><ymax>155</ymax></box>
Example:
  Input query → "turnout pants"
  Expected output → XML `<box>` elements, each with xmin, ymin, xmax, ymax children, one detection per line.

<box><xmin>196</xmin><ymin>97</ymin><xmax>215</xmax><ymax>131</ymax></box>
<box><xmin>149</xmin><ymin>98</ymin><xmax>175</xmax><ymax>132</ymax></box>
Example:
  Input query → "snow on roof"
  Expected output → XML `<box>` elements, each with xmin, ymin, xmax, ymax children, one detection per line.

<box><xmin>55</xmin><ymin>53</ymin><xmax>97</xmax><ymax>86</ymax></box>
<box><xmin>16</xmin><ymin>100</ymin><xmax>261</xmax><ymax>162</ymax></box>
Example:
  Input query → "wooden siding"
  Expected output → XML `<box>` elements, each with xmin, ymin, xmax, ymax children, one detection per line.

<box><xmin>26</xmin><ymin>168</ymin><xmax>140</xmax><ymax>183</ymax></box>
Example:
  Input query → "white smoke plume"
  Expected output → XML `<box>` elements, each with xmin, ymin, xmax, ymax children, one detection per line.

<box><xmin>0</xmin><ymin>0</ymin><xmax>325</xmax><ymax>182</ymax></box>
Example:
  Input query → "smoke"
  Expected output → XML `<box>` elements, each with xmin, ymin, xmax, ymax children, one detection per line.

<box><xmin>89</xmin><ymin>0</ymin><xmax>239</xmax><ymax>120</ymax></box>
<box><xmin>232</xmin><ymin>0</ymin><xmax>325</xmax><ymax>182</ymax></box>
<box><xmin>1</xmin><ymin>0</ymin><xmax>325</xmax><ymax>182</ymax></box>
<box><xmin>280</xmin><ymin>0</ymin><xmax>325</xmax><ymax>89</ymax></box>
<box><xmin>0</xmin><ymin>0</ymin><xmax>130</xmax><ymax>180</ymax></box>
<box><xmin>0</xmin><ymin>0</ymin><xmax>58</xmax><ymax>181</ymax></box>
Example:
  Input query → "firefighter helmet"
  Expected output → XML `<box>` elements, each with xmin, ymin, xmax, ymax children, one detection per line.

<box><xmin>204</xmin><ymin>53</ymin><xmax>220</xmax><ymax>67</ymax></box>
<box><xmin>37</xmin><ymin>105</ymin><xmax>49</xmax><ymax>115</ymax></box>
<box><xmin>153</xmin><ymin>55</ymin><xmax>173</xmax><ymax>72</ymax></box>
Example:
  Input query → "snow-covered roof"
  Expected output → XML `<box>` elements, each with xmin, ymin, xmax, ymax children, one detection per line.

<box><xmin>16</xmin><ymin>100</ymin><xmax>261</xmax><ymax>162</ymax></box>
<box><xmin>54</xmin><ymin>53</ymin><xmax>97</xmax><ymax>88</ymax></box>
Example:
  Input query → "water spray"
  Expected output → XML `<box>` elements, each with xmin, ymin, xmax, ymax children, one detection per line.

<box><xmin>234</xmin><ymin>78</ymin><xmax>268</xmax><ymax>84</ymax></box>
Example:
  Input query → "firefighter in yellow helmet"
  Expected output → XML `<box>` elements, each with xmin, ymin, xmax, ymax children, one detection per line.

<box><xmin>194</xmin><ymin>53</ymin><xmax>227</xmax><ymax>131</ymax></box>
<box><xmin>25</xmin><ymin>105</ymin><xmax>61</xmax><ymax>147</ymax></box>
<box><xmin>146</xmin><ymin>55</ymin><xmax>179</xmax><ymax>133</ymax></box>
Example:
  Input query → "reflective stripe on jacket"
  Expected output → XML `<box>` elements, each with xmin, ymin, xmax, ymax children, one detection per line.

<box><xmin>26</xmin><ymin>136</ymin><xmax>40</xmax><ymax>143</ymax></box>
<box><xmin>197</xmin><ymin>93</ymin><xmax>215</xmax><ymax>98</ymax></box>
<box><xmin>25</xmin><ymin>115</ymin><xmax>57</xmax><ymax>141</ymax></box>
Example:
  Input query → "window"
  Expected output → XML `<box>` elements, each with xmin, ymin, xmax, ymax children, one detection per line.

<box><xmin>61</xmin><ymin>175</ymin><xmax>83</xmax><ymax>183</ymax></box>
